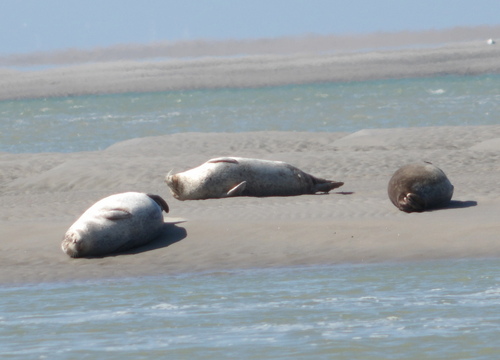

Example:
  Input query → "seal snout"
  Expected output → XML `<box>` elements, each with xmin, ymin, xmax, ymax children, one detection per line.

<box><xmin>62</xmin><ymin>231</ymin><xmax>84</xmax><ymax>258</ymax></box>
<box><xmin>165</xmin><ymin>175</ymin><xmax>184</xmax><ymax>200</ymax></box>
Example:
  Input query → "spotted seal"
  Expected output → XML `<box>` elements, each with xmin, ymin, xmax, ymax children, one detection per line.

<box><xmin>388</xmin><ymin>162</ymin><xmax>454</xmax><ymax>212</ymax></box>
<box><xmin>61</xmin><ymin>192</ymin><xmax>169</xmax><ymax>257</ymax></box>
<box><xmin>165</xmin><ymin>157</ymin><xmax>344</xmax><ymax>200</ymax></box>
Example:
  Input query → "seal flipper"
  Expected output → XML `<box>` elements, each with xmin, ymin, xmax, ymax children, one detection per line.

<box><xmin>400</xmin><ymin>193</ymin><xmax>426</xmax><ymax>212</ymax></box>
<box><xmin>102</xmin><ymin>209</ymin><xmax>132</xmax><ymax>220</ymax></box>
<box><xmin>226</xmin><ymin>181</ymin><xmax>247</xmax><ymax>197</ymax></box>
<box><xmin>147</xmin><ymin>193</ymin><xmax>170</xmax><ymax>213</ymax></box>
<box><xmin>313</xmin><ymin>179</ymin><xmax>344</xmax><ymax>193</ymax></box>
<box><xmin>208</xmin><ymin>157</ymin><xmax>239</xmax><ymax>164</ymax></box>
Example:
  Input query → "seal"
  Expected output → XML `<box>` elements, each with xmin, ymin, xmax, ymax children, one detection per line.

<box><xmin>165</xmin><ymin>157</ymin><xmax>344</xmax><ymax>200</ymax></box>
<box><xmin>387</xmin><ymin>162</ymin><xmax>454</xmax><ymax>212</ymax></box>
<box><xmin>61</xmin><ymin>192</ymin><xmax>169</xmax><ymax>258</ymax></box>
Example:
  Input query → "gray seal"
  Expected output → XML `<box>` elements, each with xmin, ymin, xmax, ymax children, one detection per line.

<box><xmin>388</xmin><ymin>162</ymin><xmax>454</xmax><ymax>212</ymax></box>
<box><xmin>61</xmin><ymin>192</ymin><xmax>169</xmax><ymax>257</ymax></box>
<box><xmin>165</xmin><ymin>157</ymin><xmax>344</xmax><ymax>200</ymax></box>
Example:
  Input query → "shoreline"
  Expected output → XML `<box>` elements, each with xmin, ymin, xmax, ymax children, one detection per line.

<box><xmin>1</xmin><ymin>126</ymin><xmax>500</xmax><ymax>285</ymax></box>
<box><xmin>2</xmin><ymin>40</ymin><xmax>500</xmax><ymax>101</ymax></box>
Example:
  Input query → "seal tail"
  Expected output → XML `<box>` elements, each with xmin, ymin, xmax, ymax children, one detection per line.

<box><xmin>313</xmin><ymin>178</ymin><xmax>344</xmax><ymax>194</ymax></box>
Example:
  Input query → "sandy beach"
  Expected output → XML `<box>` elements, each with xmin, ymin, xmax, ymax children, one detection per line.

<box><xmin>1</xmin><ymin>125</ymin><xmax>500</xmax><ymax>284</ymax></box>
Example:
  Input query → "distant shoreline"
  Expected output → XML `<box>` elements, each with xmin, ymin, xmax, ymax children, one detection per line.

<box><xmin>1</xmin><ymin>42</ymin><xmax>500</xmax><ymax>101</ymax></box>
<box><xmin>2</xmin><ymin>25</ymin><xmax>500</xmax><ymax>67</ymax></box>
<box><xmin>1</xmin><ymin>28</ymin><xmax>500</xmax><ymax>100</ymax></box>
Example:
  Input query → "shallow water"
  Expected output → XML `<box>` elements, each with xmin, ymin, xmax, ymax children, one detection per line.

<box><xmin>1</xmin><ymin>74</ymin><xmax>499</xmax><ymax>153</ymax></box>
<box><xmin>1</xmin><ymin>259</ymin><xmax>499</xmax><ymax>359</ymax></box>
<box><xmin>2</xmin><ymin>75</ymin><xmax>500</xmax><ymax>358</ymax></box>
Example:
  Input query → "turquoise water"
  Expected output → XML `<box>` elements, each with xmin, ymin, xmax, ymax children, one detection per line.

<box><xmin>1</xmin><ymin>75</ymin><xmax>500</xmax><ymax>358</ymax></box>
<box><xmin>1</xmin><ymin>260</ymin><xmax>499</xmax><ymax>359</ymax></box>
<box><xmin>1</xmin><ymin>74</ymin><xmax>499</xmax><ymax>153</ymax></box>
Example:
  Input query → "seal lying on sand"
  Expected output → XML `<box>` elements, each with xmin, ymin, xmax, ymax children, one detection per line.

<box><xmin>388</xmin><ymin>162</ymin><xmax>454</xmax><ymax>212</ymax></box>
<box><xmin>62</xmin><ymin>192</ymin><xmax>169</xmax><ymax>258</ymax></box>
<box><xmin>165</xmin><ymin>157</ymin><xmax>344</xmax><ymax>200</ymax></box>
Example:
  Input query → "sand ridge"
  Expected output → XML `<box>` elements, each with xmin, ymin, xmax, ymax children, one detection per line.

<box><xmin>2</xmin><ymin>40</ymin><xmax>500</xmax><ymax>100</ymax></box>
<box><xmin>1</xmin><ymin>126</ymin><xmax>500</xmax><ymax>284</ymax></box>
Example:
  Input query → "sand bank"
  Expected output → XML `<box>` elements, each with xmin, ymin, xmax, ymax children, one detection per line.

<box><xmin>1</xmin><ymin>126</ymin><xmax>500</xmax><ymax>284</ymax></box>
<box><xmin>1</xmin><ymin>40</ymin><xmax>500</xmax><ymax>101</ymax></box>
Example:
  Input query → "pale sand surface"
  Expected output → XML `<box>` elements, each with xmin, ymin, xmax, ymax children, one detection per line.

<box><xmin>1</xmin><ymin>126</ymin><xmax>500</xmax><ymax>285</ymax></box>
<box><xmin>2</xmin><ymin>40</ymin><xmax>500</xmax><ymax>100</ymax></box>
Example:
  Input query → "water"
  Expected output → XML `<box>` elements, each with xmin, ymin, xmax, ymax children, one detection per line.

<box><xmin>1</xmin><ymin>75</ymin><xmax>500</xmax><ymax>358</ymax></box>
<box><xmin>1</xmin><ymin>74</ymin><xmax>499</xmax><ymax>153</ymax></box>
<box><xmin>1</xmin><ymin>260</ymin><xmax>499</xmax><ymax>359</ymax></box>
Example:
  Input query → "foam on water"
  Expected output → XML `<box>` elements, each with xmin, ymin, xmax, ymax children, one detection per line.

<box><xmin>1</xmin><ymin>259</ymin><xmax>499</xmax><ymax>359</ymax></box>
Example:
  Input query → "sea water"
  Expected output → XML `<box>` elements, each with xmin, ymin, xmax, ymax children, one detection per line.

<box><xmin>1</xmin><ymin>74</ymin><xmax>500</xmax><ymax>358</ymax></box>
<box><xmin>1</xmin><ymin>260</ymin><xmax>499</xmax><ymax>359</ymax></box>
<box><xmin>1</xmin><ymin>74</ymin><xmax>499</xmax><ymax>153</ymax></box>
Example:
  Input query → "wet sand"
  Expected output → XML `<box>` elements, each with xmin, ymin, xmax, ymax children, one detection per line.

<box><xmin>1</xmin><ymin>127</ymin><xmax>500</xmax><ymax>284</ymax></box>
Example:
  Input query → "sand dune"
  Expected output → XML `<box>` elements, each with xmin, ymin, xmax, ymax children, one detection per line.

<box><xmin>1</xmin><ymin>126</ymin><xmax>500</xmax><ymax>284</ymax></box>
